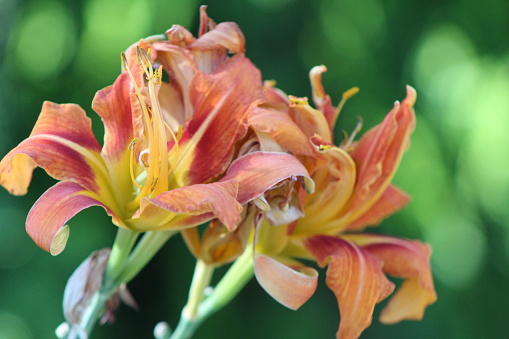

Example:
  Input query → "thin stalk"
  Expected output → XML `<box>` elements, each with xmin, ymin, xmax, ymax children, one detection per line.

<box><xmin>115</xmin><ymin>230</ymin><xmax>176</xmax><ymax>285</ymax></box>
<box><xmin>168</xmin><ymin>247</ymin><xmax>254</xmax><ymax>339</ymax></box>
<box><xmin>105</xmin><ymin>228</ymin><xmax>139</xmax><ymax>283</ymax></box>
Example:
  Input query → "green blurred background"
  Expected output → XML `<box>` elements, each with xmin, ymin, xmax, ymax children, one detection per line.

<box><xmin>1</xmin><ymin>0</ymin><xmax>509</xmax><ymax>338</ymax></box>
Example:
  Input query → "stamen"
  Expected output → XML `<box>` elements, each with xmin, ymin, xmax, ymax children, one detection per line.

<box><xmin>129</xmin><ymin>138</ymin><xmax>142</xmax><ymax>190</ymax></box>
<box><xmin>139</xmin><ymin>149</ymin><xmax>150</xmax><ymax>167</ymax></box>
<box><xmin>341</xmin><ymin>116</ymin><xmax>363</xmax><ymax>151</ymax></box>
<box><xmin>332</xmin><ymin>87</ymin><xmax>359</xmax><ymax>128</ymax></box>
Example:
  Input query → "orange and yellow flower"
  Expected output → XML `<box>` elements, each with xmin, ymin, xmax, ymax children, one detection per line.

<box><xmin>250</xmin><ymin>66</ymin><xmax>436</xmax><ymax>339</ymax></box>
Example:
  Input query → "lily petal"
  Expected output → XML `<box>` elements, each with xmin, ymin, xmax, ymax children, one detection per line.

<box><xmin>294</xmin><ymin>147</ymin><xmax>356</xmax><ymax>234</ymax></box>
<box><xmin>27</xmin><ymin>181</ymin><xmax>114</xmax><ymax>255</ymax></box>
<box><xmin>133</xmin><ymin>180</ymin><xmax>243</xmax><ymax>231</ymax></box>
<box><xmin>248</xmin><ymin>106</ymin><xmax>316</xmax><ymax>156</ymax></box>
<box><xmin>254</xmin><ymin>253</ymin><xmax>318</xmax><ymax>310</ymax></box>
<box><xmin>304</xmin><ymin>235</ymin><xmax>395</xmax><ymax>339</ymax></box>
<box><xmin>92</xmin><ymin>73</ymin><xmax>135</xmax><ymax>203</ymax></box>
<box><xmin>185</xmin><ymin>54</ymin><xmax>262</xmax><ymax>184</ymax></box>
<box><xmin>221</xmin><ymin>152</ymin><xmax>314</xmax><ymax>205</ymax></box>
<box><xmin>0</xmin><ymin>101</ymin><xmax>104</xmax><ymax>195</ymax></box>
<box><xmin>346</xmin><ymin>185</ymin><xmax>410</xmax><ymax>231</ymax></box>
<box><xmin>92</xmin><ymin>72</ymin><xmax>134</xmax><ymax>163</ymax></box>
<box><xmin>346</xmin><ymin>234</ymin><xmax>437</xmax><ymax>324</ymax></box>
<box><xmin>343</xmin><ymin>86</ymin><xmax>416</xmax><ymax>225</ymax></box>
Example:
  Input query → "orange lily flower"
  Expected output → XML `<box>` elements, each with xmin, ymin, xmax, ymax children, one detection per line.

<box><xmin>0</xmin><ymin>7</ymin><xmax>309</xmax><ymax>256</ymax></box>
<box><xmin>251</xmin><ymin>67</ymin><xmax>436</xmax><ymax>339</ymax></box>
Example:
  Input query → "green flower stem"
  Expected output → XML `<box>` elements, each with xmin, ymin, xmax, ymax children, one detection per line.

<box><xmin>169</xmin><ymin>247</ymin><xmax>254</xmax><ymax>339</ymax></box>
<box><xmin>105</xmin><ymin>228</ymin><xmax>139</xmax><ymax>283</ymax></box>
<box><xmin>198</xmin><ymin>246</ymin><xmax>254</xmax><ymax>319</ymax></box>
<box><xmin>115</xmin><ymin>230</ymin><xmax>176</xmax><ymax>285</ymax></box>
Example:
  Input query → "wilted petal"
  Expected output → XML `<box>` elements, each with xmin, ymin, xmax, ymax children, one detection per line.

<box><xmin>304</xmin><ymin>235</ymin><xmax>395</xmax><ymax>339</ymax></box>
<box><xmin>344</xmin><ymin>86</ymin><xmax>416</xmax><ymax>224</ymax></box>
<box><xmin>345</xmin><ymin>185</ymin><xmax>410</xmax><ymax>231</ymax></box>
<box><xmin>347</xmin><ymin>234</ymin><xmax>437</xmax><ymax>324</ymax></box>
<box><xmin>133</xmin><ymin>180</ymin><xmax>243</xmax><ymax>231</ymax></box>
<box><xmin>27</xmin><ymin>181</ymin><xmax>114</xmax><ymax>255</ymax></box>
<box><xmin>0</xmin><ymin>102</ymin><xmax>104</xmax><ymax>195</ymax></box>
<box><xmin>63</xmin><ymin>249</ymin><xmax>111</xmax><ymax>326</ymax></box>
<box><xmin>254</xmin><ymin>253</ymin><xmax>318</xmax><ymax>310</ymax></box>
<box><xmin>221</xmin><ymin>152</ymin><xmax>314</xmax><ymax>205</ymax></box>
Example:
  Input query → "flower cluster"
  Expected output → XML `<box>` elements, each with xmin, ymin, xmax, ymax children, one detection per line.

<box><xmin>0</xmin><ymin>6</ymin><xmax>436</xmax><ymax>339</ymax></box>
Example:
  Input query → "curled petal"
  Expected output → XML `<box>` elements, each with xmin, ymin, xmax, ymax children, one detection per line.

<box><xmin>347</xmin><ymin>234</ymin><xmax>437</xmax><ymax>324</ymax></box>
<box><xmin>344</xmin><ymin>86</ymin><xmax>416</xmax><ymax>224</ymax></box>
<box><xmin>254</xmin><ymin>253</ymin><xmax>318</xmax><ymax>310</ymax></box>
<box><xmin>294</xmin><ymin>147</ymin><xmax>356</xmax><ymax>234</ymax></box>
<box><xmin>309</xmin><ymin>65</ymin><xmax>336</xmax><ymax>128</ymax></box>
<box><xmin>304</xmin><ymin>236</ymin><xmax>395</xmax><ymax>339</ymax></box>
<box><xmin>134</xmin><ymin>180</ymin><xmax>243</xmax><ymax>231</ymax></box>
<box><xmin>0</xmin><ymin>102</ymin><xmax>103</xmax><ymax>195</ymax></box>
<box><xmin>191</xmin><ymin>22</ymin><xmax>245</xmax><ymax>54</ymax></box>
<box><xmin>27</xmin><ymin>181</ymin><xmax>113</xmax><ymax>255</ymax></box>
<box><xmin>221</xmin><ymin>152</ymin><xmax>314</xmax><ymax>205</ymax></box>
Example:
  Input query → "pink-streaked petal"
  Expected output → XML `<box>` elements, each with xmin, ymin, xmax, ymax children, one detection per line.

<box><xmin>133</xmin><ymin>180</ymin><xmax>243</xmax><ymax>231</ymax></box>
<box><xmin>92</xmin><ymin>72</ymin><xmax>134</xmax><ymax>162</ymax></box>
<box><xmin>304</xmin><ymin>235</ymin><xmax>395</xmax><ymax>339</ymax></box>
<box><xmin>248</xmin><ymin>106</ymin><xmax>316</xmax><ymax>156</ymax></box>
<box><xmin>221</xmin><ymin>152</ymin><xmax>314</xmax><ymax>205</ymax></box>
<box><xmin>185</xmin><ymin>55</ymin><xmax>262</xmax><ymax>184</ymax></box>
<box><xmin>254</xmin><ymin>253</ymin><xmax>318</xmax><ymax>310</ymax></box>
<box><xmin>346</xmin><ymin>234</ymin><xmax>437</xmax><ymax>324</ymax></box>
<box><xmin>346</xmin><ymin>185</ymin><xmax>410</xmax><ymax>231</ymax></box>
<box><xmin>198</xmin><ymin>5</ymin><xmax>215</xmax><ymax>37</ymax></box>
<box><xmin>0</xmin><ymin>102</ymin><xmax>103</xmax><ymax>195</ymax></box>
<box><xmin>344</xmin><ymin>86</ymin><xmax>416</xmax><ymax>224</ymax></box>
<box><xmin>27</xmin><ymin>181</ymin><xmax>114</xmax><ymax>255</ymax></box>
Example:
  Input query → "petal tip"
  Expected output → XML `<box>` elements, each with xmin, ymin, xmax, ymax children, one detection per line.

<box><xmin>50</xmin><ymin>224</ymin><xmax>70</xmax><ymax>256</ymax></box>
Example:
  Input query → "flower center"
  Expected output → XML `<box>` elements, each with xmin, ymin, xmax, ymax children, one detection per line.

<box><xmin>121</xmin><ymin>47</ymin><xmax>181</xmax><ymax>207</ymax></box>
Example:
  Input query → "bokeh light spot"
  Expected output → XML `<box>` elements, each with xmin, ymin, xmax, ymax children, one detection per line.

<box><xmin>426</xmin><ymin>217</ymin><xmax>486</xmax><ymax>289</ymax></box>
<box><xmin>320</xmin><ymin>0</ymin><xmax>386</xmax><ymax>59</ymax></box>
<box><xmin>0</xmin><ymin>312</ymin><xmax>32</xmax><ymax>339</ymax></box>
<box><xmin>0</xmin><ymin>206</ymin><xmax>36</xmax><ymax>270</ymax></box>
<box><xmin>8</xmin><ymin>1</ymin><xmax>77</xmax><ymax>81</ymax></box>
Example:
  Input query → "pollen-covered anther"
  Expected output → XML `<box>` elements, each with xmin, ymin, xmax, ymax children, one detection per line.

<box><xmin>289</xmin><ymin>96</ymin><xmax>309</xmax><ymax>106</ymax></box>
<box><xmin>139</xmin><ymin>149</ymin><xmax>150</xmax><ymax>167</ymax></box>
<box><xmin>318</xmin><ymin>144</ymin><xmax>332</xmax><ymax>152</ymax></box>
